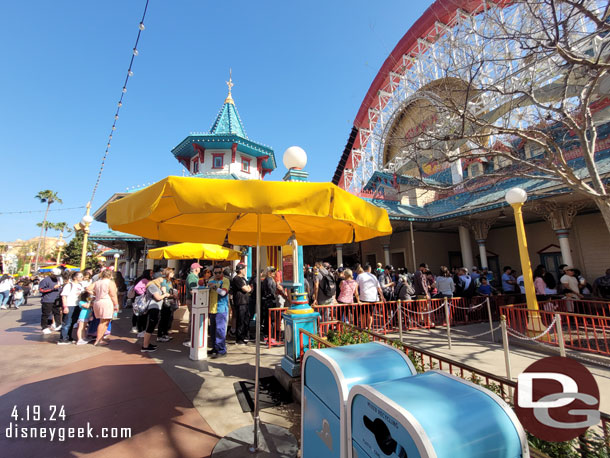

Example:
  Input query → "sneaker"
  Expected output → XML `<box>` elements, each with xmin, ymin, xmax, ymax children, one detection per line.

<box><xmin>207</xmin><ymin>349</ymin><xmax>218</xmax><ymax>356</ymax></box>
<box><xmin>52</xmin><ymin>324</ymin><xmax>62</xmax><ymax>331</ymax></box>
<box><xmin>130</xmin><ymin>327</ymin><xmax>138</xmax><ymax>334</ymax></box>
<box><xmin>157</xmin><ymin>336</ymin><xmax>171</xmax><ymax>342</ymax></box>
<box><xmin>211</xmin><ymin>352</ymin><xmax>227</xmax><ymax>359</ymax></box>
<box><xmin>0</xmin><ymin>305</ymin><xmax>7</xmax><ymax>310</ymax></box>
<box><xmin>76</xmin><ymin>339</ymin><xmax>89</xmax><ymax>345</ymax></box>
<box><xmin>236</xmin><ymin>340</ymin><xmax>247</xmax><ymax>346</ymax></box>
<box><xmin>57</xmin><ymin>340</ymin><xmax>72</xmax><ymax>345</ymax></box>
<box><xmin>140</xmin><ymin>345</ymin><xmax>158</xmax><ymax>353</ymax></box>
<box><xmin>42</xmin><ymin>328</ymin><xmax>52</xmax><ymax>335</ymax></box>
<box><xmin>182</xmin><ymin>341</ymin><xmax>192</xmax><ymax>347</ymax></box>
<box><xmin>137</xmin><ymin>331</ymin><xmax>145</xmax><ymax>338</ymax></box>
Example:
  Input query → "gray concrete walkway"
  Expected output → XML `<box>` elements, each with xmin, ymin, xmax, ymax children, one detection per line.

<box><xmin>390</xmin><ymin>322</ymin><xmax>610</xmax><ymax>413</ymax></box>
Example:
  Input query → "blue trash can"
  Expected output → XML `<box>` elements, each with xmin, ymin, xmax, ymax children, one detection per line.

<box><xmin>302</xmin><ymin>342</ymin><xmax>417</xmax><ymax>458</ymax></box>
<box><xmin>348</xmin><ymin>370</ymin><xmax>528</xmax><ymax>458</ymax></box>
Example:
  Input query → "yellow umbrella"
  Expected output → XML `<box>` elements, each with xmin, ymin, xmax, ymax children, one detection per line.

<box><xmin>107</xmin><ymin>176</ymin><xmax>392</xmax><ymax>449</ymax></box>
<box><xmin>147</xmin><ymin>243</ymin><xmax>241</xmax><ymax>261</ymax></box>
<box><xmin>107</xmin><ymin>176</ymin><xmax>391</xmax><ymax>246</ymax></box>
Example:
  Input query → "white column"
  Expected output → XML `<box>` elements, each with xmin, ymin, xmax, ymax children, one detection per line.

<box><xmin>383</xmin><ymin>244</ymin><xmax>391</xmax><ymax>268</ymax></box>
<box><xmin>458</xmin><ymin>225</ymin><xmax>474</xmax><ymax>269</ymax></box>
<box><xmin>556</xmin><ymin>229</ymin><xmax>574</xmax><ymax>267</ymax></box>
<box><xmin>336</xmin><ymin>244</ymin><xmax>344</xmax><ymax>268</ymax></box>
<box><xmin>167</xmin><ymin>259</ymin><xmax>178</xmax><ymax>269</ymax></box>
<box><xmin>190</xmin><ymin>288</ymin><xmax>209</xmax><ymax>361</ymax></box>
<box><xmin>476</xmin><ymin>240</ymin><xmax>488</xmax><ymax>269</ymax></box>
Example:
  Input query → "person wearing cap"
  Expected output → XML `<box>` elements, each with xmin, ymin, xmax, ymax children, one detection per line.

<box><xmin>231</xmin><ymin>263</ymin><xmax>251</xmax><ymax>345</ymax></box>
<box><xmin>414</xmin><ymin>263</ymin><xmax>430</xmax><ymax>299</ymax></box>
<box><xmin>181</xmin><ymin>263</ymin><xmax>202</xmax><ymax>347</ymax></box>
<box><xmin>208</xmin><ymin>265</ymin><xmax>231</xmax><ymax>358</ymax></box>
<box><xmin>38</xmin><ymin>268</ymin><xmax>62</xmax><ymax>334</ymax></box>
<box><xmin>560</xmin><ymin>266</ymin><xmax>582</xmax><ymax>298</ymax></box>
<box><xmin>186</xmin><ymin>263</ymin><xmax>202</xmax><ymax>308</ymax></box>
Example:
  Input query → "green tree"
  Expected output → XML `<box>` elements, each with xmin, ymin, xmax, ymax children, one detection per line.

<box><xmin>63</xmin><ymin>231</ymin><xmax>99</xmax><ymax>270</ymax></box>
<box><xmin>34</xmin><ymin>190</ymin><xmax>62</xmax><ymax>271</ymax></box>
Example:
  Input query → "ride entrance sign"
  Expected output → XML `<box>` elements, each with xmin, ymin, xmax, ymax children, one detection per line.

<box><xmin>515</xmin><ymin>356</ymin><xmax>600</xmax><ymax>442</ymax></box>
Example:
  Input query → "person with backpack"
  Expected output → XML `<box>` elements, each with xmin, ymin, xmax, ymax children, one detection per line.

<box><xmin>130</xmin><ymin>269</ymin><xmax>151</xmax><ymax>335</ymax></box>
<box><xmin>313</xmin><ymin>261</ymin><xmax>336</xmax><ymax>307</ymax></box>
<box><xmin>378</xmin><ymin>265</ymin><xmax>395</xmax><ymax>302</ymax></box>
<box><xmin>157</xmin><ymin>268</ymin><xmax>179</xmax><ymax>342</ymax></box>
<box><xmin>140</xmin><ymin>271</ymin><xmax>170</xmax><ymax>353</ymax></box>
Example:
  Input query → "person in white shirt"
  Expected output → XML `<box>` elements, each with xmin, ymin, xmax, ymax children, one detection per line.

<box><xmin>516</xmin><ymin>274</ymin><xmax>526</xmax><ymax>294</ymax></box>
<box><xmin>58</xmin><ymin>271</ymin><xmax>84</xmax><ymax>344</ymax></box>
<box><xmin>560</xmin><ymin>266</ymin><xmax>581</xmax><ymax>313</ymax></box>
<box><xmin>0</xmin><ymin>274</ymin><xmax>14</xmax><ymax>310</ymax></box>
<box><xmin>356</xmin><ymin>264</ymin><xmax>385</xmax><ymax>330</ymax></box>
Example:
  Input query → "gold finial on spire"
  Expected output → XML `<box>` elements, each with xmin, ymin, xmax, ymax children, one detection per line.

<box><xmin>225</xmin><ymin>68</ymin><xmax>234</xmax><ymax>104</ymax></box>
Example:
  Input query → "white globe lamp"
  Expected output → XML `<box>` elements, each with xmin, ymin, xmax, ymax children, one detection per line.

<box><xmin>505</xmin><ymin>187</ymin><xmax>527</xmax><ymax>205</ymax></box>
<box><xmin>283</xmin><ymin>146</ymin><xmax>307</xmax><ymax>170</ymax></box>
<box><xmin>82</xmin><ymin>215</ymin><xmax>94</xmax><ymax>225</ymax></box>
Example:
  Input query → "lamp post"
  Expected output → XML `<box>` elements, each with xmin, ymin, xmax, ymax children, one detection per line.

<box><xmin>280</xmin><ymin>146</ymin><xmax>320</xmax><ymax>378</ymax></box>
<box><xmin>26</xmin><ymin>251</ymin><xmax>35</xmax><ymax>277</ymax></box>
<box><xmin>505</xmin><ymin>187</ymin><xmax>545</xmax><ymax>335</ymax></box>
<box><xmin>113</xmin><ymin>253</ymin><xmax>120</xmax><ymax>271</ymax></box>
<box><xmin>80</xmin><ymin>203</ymin><xmax>93</xmax><ymax>271</ymax></box>
<box><xmin>56</xmin><ymin>238</ymin><xmax>66</xmax><ymax>266</ymax></box>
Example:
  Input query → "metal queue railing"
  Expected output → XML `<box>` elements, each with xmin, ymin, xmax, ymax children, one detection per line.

<box><xmin>266</xmin><ymin>298</ymin><xmax>609</xmax><ymax>352</ymax></box>
<box><xmin>500</xmin><ymin>304</ymin><xmax>610</xmax><ymax>357</ymax></box>
<box><xmin>297</xmin><ymin>322</ymin><xmax>610</xmax><ymax>455</ymax></box>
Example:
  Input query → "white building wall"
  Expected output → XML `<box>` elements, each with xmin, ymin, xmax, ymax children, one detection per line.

<box><xmin>190</xmin><ymin>149</ymin><xmax>261</xmax><ymax>179</ymax></box>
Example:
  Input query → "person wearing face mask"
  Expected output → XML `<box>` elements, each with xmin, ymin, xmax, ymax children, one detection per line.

<box><xmin>39</xmin><ymin>268</ymin><xmax>62</xmax><ymax>335</ymax></box>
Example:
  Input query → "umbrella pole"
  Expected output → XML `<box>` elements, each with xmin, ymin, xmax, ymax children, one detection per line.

<box><xmin>251</xmin><ymin>214</ymin><xmax>262</xmax><ymax>452</ymax></box>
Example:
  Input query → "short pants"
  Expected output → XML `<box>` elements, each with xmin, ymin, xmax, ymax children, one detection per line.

<box><xmin>78</xmin><ymin>307</ymin><xmax>93</xmax><ymax>322</ymax></box>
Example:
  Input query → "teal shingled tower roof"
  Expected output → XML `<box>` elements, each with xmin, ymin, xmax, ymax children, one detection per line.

<box><xmin>208</xmin><ymin>73</ymin><xmax>248</xmax><ymax>138</ymax></box>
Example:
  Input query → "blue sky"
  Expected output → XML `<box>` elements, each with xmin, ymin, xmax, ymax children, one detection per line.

<box><xmin>0</xmin><ymin>0</ymin><xmax>430</xmax><ymax>243</ymax></box>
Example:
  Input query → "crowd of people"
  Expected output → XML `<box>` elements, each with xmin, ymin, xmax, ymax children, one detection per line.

<box><xmin>300</xmin><ymin>261</ymin><xmax>610</xmax><ymax>307</ymax></box>
<box><xmin>1</xmin><ymin>258</ymin><xmax>609</xmax><ymax>357</ymax></box>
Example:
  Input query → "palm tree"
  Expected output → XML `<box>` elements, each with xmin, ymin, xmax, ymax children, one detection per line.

<box><xmin>52</xmin><ymin>222</ymin><xmax>71</xmax><ymax>263</ymax></box>
<box><xmin>36</xmin><ymin>221</ymin><xmax>55</xmax><ymax>263</ymax></box>
<box><xmin>34</xmin><ymin>190</ymin><xmax>62</xmax><ymax>272</ymax></box>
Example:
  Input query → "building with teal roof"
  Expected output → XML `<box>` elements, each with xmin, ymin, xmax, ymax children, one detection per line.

<box><xmin>91</xmin><ymin>78</ymin><xmax>276</xmax><ymax>278</ymax></box>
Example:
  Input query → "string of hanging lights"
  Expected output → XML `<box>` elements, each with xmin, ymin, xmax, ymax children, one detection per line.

<box><xmin>89</xmin><ymin>0</ymin><xmax>150</xmax><ymax>204</ymax></box>
<box><xmin>0</xmin><ymin>206</ymin><xmax>86</xmax><ymax>216</ymax></box>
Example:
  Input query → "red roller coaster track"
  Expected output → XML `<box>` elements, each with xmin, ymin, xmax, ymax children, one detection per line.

<box><xmin>332</xmin><ymin>0</ymin><xmax>512</xmax><ymax>188</ymax></box>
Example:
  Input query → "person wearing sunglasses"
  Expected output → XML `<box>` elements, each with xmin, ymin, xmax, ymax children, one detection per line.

<box><xmin>208</xmin><ymin>266</ymin><xmax>230</xmax><ymax>358</ymax></box>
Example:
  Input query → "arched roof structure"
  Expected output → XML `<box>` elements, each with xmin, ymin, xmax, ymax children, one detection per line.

<box><xmin>331</xmin><ymin>0</ymin><xmax>516</xmax><ymax>191</ymax></box>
